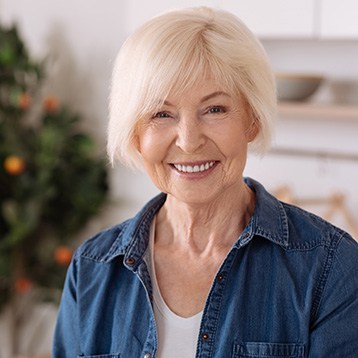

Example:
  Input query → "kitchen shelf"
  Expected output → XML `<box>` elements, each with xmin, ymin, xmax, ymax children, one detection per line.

<box><xmin>278</xmin><ymin>102</ymin><xmax>358</xmax><ymax>121</ymax></box>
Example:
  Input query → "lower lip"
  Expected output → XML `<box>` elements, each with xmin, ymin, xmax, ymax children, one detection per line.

<box><xmin>170</xmin><ymin>162</ymin><xmax>219</xmax><ymax>179</ymax></box>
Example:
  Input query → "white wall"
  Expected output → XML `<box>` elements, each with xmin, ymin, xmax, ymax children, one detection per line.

<box><xmin>247</xmin><ymin>39</ymin><xmax>358</xmax><ymax>239</ymax></box>
<box><xmin>1</xmin><ymin>0</ymin><xmax>357</xmax><ymax>239</ymax></box>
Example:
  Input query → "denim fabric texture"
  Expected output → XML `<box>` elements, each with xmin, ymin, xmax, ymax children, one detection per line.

<box><xmin>53</xmin><ymin>178</ymin><xmax>358</xmax><ymax>358</ymax></box>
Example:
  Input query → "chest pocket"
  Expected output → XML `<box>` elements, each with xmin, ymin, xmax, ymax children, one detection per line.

<box><xmin>234</xmin><ymin>342</ymin><xmax>305</xmax><ymax>358</ymax></box>
<box><xmin>77</xmin><ymin>354</ymin><xmax>120</xmax><ymax>358</ymax></box>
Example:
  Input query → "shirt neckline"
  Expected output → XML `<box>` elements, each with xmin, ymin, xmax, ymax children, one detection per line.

<box><xmin>147</xmin><ymin>216</ymin><xmax>204</xmax><ymax>324</ymax></box>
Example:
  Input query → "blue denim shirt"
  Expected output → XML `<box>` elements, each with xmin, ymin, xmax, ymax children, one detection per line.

<box><xmin>53</xmin><ymin>178</ymin><xmax>358</xmax><ymax>358</ymax></box>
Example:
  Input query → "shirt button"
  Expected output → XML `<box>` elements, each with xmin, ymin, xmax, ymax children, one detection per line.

<box><xmin>202</xmin><ymin>332</ymin><xmax>209</xmax><ymax>340</ymax></box>
<box><xmin>126</xmin><ymin>257</ymin><xmax>135</xmax><ymax>265</ymax></box>
<box><xmin>217</xmin><ymin>273</ymin><xmax>224</xmax><ymax>281</ymax></box>
<box><xmin>144</xmin><ymin>353</ymin><xmax>151</xmax><ymax>358</ymax></box>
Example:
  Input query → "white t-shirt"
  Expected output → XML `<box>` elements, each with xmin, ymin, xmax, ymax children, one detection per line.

<box><xmin>144</xmin><ymin>217</ymin><xmax>203</xmax><ymax>358</ymax></box>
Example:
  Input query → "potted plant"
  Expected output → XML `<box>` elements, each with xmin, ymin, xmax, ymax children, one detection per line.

<box><xmin>0</xmin><ymin>23</ymin><xmax>108</xmax><ymax>356</ymax></box>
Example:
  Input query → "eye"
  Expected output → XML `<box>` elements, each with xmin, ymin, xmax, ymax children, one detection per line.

<box><xmin>207</xmin><ymin>106</ymin><xmax>226</xmax><ymax>114</ymax></box>
<box><xmin>152</xmin><ymin>111</ymin><xmax>171</xmax><ymax>119</ymax></box>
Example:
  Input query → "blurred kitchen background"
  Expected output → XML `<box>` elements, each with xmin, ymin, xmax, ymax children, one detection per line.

<box><xmin>0</xmin><ymin>0</ymin><xmax>357</xmax><ymax>356</ymax></box>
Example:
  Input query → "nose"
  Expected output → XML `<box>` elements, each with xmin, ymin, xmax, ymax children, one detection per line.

<box><xmin>175</xmin><ymin>114</ymin><xmax>206</xmax><ymax>154</ymax></box>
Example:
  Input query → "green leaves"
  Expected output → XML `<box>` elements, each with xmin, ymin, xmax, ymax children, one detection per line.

<box><xmin>0</xmin><ymin>22</ymin><xmax>108</xmax><ymax>308</ymax></box>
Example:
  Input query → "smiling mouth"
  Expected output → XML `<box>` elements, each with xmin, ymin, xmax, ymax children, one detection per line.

<box><xmin>172</xmin><ymin>161</ymin><xmax>216</xmax><ymax>173</ymax></box>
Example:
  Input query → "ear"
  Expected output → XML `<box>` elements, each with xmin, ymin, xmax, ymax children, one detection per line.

<box><xmin>246</xmin><ymin>119</ymin><xmax>259</xmax><ymax>142</ymax></box>
<box><xmin>133</xmin><ymin>133</ymin><xmax>141</xmax><ymax>153</ymax></box>
<box><xmin>241</xmin><ymin>97</ymin><xmax>260</xmax><ymax>142</ymax></box>
<box><xmin>132</xmin><ymin>123</ymin><xmax>142</xmax><ymax>153</ymax></box>
<box><xmin>245</xmin><ymin>106</ymin><xmax>260</xmax><ymax>142</ymax></box>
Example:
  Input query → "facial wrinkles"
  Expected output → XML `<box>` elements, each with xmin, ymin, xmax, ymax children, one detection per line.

<box><xmin>167</xmin><ymin>98</ymin><xmax>246</xmax><ymax>165</ymax></box>
<box><xmin>135</xmin><ymin>79</ymin><xmax>254</xmax><ymax>206</ymax></box>
<box><xmin>161</xmin><ymin>176</ymin><xmax>252</xmax><ymax>245</ymax></box>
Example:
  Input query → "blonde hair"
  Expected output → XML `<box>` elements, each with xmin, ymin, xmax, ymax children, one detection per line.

<box><xmin>108</xmin><ymin>6</ymin><xmax>276</xmax><ymax>169</ymax></box>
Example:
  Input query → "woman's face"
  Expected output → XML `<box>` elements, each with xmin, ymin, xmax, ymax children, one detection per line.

<box><xmin>135</xmin><ymin>78</ymin><xmax>257</xmax><ymax>205</ymax></box>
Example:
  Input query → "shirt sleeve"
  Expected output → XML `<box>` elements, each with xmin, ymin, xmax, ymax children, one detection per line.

<box><xmin>308</xmin><ymin>233</ymin><xmax>358</xmax><ymax>357</ymax></box>
<box><xmin>52</xmin><ymin>255</ymin><xmax>81</xmax><ymax>357</ymax></box>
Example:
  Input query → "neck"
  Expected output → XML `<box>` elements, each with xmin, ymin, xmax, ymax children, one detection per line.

<box><xmin>156</xmin><ymin>181</ymin><xmax>255</xmax><ymax>254</ymax></box>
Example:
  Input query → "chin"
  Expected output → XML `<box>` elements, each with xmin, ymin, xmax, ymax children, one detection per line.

<box><xmin>167</xmin><ymin>189</ymin><xmax>220</xmax><ymax>206</ymax></box>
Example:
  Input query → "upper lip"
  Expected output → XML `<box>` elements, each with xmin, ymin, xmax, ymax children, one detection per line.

<box><xmin>171</xmin><ymin>161</ymin><xmax>218</xmax><ymax>173</ymax></box>
<box><xmin>170</xmin><ymin>160</ymin><xmax>217</xmax><ymax>165</ymax></box>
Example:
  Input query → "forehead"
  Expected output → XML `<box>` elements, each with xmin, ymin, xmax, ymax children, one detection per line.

<box><xmin>140</xmin><ymin>67</ymin><xmax>242</xmax><ymax>116</ymax></box>
<box><xmin>164</xmin><ymin>77</ymin><xmax>240</xmax><ymax>106</ymax></box>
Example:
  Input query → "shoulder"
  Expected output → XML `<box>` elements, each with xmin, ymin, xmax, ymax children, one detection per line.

<box><xmin>266</xmin><ymin>197</ymin><xmax>358</xmax><ymax>305</ymax></box>
<box><xmin>246</xmin><ymin>177</ymin><xmax>356</xmax><ymax>252</ymax></box>
<box><xmin>247</xmin><ymin>177</ymin><xmax>357</xmax><ymax>252</ymax></box>
<box><xmin>281</xmin><ymin>200</ymin><xmax>357</xmax><ymax>253</ymax></box>
<box><xmin>73</xmin><ymin>192</ymin><xmax>167</xmax><ymax>263</ymax></box>
<box><xmin>74</xmin><ymin>219</ymin><xmax>132</xmax><ymax>262</ymax></box>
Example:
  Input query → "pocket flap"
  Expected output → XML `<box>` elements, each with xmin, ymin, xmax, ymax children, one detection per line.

<box><xmin>235</xmin><ymin>342</ymin><xmax>304</xmax><ymax>357</ymax></box>
<box><xmin>77</xmin><ymin>354</ymin><xmax>120</xmax><ymax>358</ymax></box>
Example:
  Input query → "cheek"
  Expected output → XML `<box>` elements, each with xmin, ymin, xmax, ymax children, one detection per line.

<box><xmin>137</xmin><ymin>128</ymin><xmax>170</xmax><ymax>162</ymax></box>
<box><xmin>214</xmin><ymin>124</ymin><xmax>249</xmax><ymax>157</ymax></box>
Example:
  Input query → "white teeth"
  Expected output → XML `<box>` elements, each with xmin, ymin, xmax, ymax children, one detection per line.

<box><xmin>173</xmin><ymin>161</ymin><xmax>215</xmax><ymax>173</ymax></box>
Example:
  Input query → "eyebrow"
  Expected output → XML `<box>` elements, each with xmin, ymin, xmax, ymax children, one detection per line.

<box><xmin>201</xmin><ymin>91</ymin><xmax>230</xmax><ymax>102</ymax></box>
<box><xmin>163</xmin><ymin>91</ymin><xmax>230</xmax><ymax>106</ymax></box>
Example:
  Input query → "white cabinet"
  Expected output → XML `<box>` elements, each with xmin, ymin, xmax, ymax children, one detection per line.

<box><xmin>124</xmin><ymin>0</ymin><xmax>358</xmax><ymax>39</ymax></box>
<box><xmin>124</xmin><ymin>0</ymin><xmax>219</xmax><ymax>34</ymax></box>
<box><xmin>219</xmin><ymin>0</ymin><xmax>316</xmax><ymax>38</ymax></box>
<box><xmin>320</xmin><ymin>0</ymin><xmax>358</xmax><ymax>38</ymax></box>
<box><xmin>219</xmin><ymin>0</ymin><xmax>358</xmax><ymax>39</ymax></box>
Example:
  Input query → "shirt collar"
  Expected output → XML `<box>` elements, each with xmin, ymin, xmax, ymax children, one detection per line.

<box><xmin>241</xmin><ymin>177</ymin><xmax>289</xmax><ymax>248</ymax></box>
<box><xmin>109</xmin><ymin>177</ymin><xmax>289</xmax><ymax>263</ymax></box>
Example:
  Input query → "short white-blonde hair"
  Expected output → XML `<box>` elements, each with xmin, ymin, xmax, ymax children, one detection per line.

<box><xmin>108</xmin><ymin>6</ymin><xmax>276</xmax><ymax>169</ymax></box>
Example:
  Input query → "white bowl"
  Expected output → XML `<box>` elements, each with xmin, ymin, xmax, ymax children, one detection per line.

<box><xmin>276</xmin><ymin>73</ymin><xmax>324</xmax><ymax>102</ymax></box>
<box><xmin>330</xmin><ymin>79</ymin><xmax>358</xmax><ymax>105</ymax></box>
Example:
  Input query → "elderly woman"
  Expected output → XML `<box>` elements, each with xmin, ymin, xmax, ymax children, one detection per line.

<box><xmin>53</xmin><ymin>7</ymin><xmax>358</xmax><ymax>358</ymax></box>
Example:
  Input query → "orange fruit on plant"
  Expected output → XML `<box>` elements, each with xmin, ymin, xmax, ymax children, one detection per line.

<box><xmin>15</xmin><ymin>277</ymin><xmax>32</xmax><ymax>294</ymax></box>
<box><xmin>43</xmin><ymin>96</ymin><xmax>59</xmax><ymax>112</ymax></box>
<box><xmin>3</xmin><ymin>155</ymin><xmax>26</xmax><ymax>175</ymax></box>
<box><xmin>54</xmin><ymin>246</ymin><xmax>73</xmax><ymax>266</ymax></box>
<box><xmin>18</xmin><ymin>92</ymin><xmax>31</xmax><ymax>110</ymax></box>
